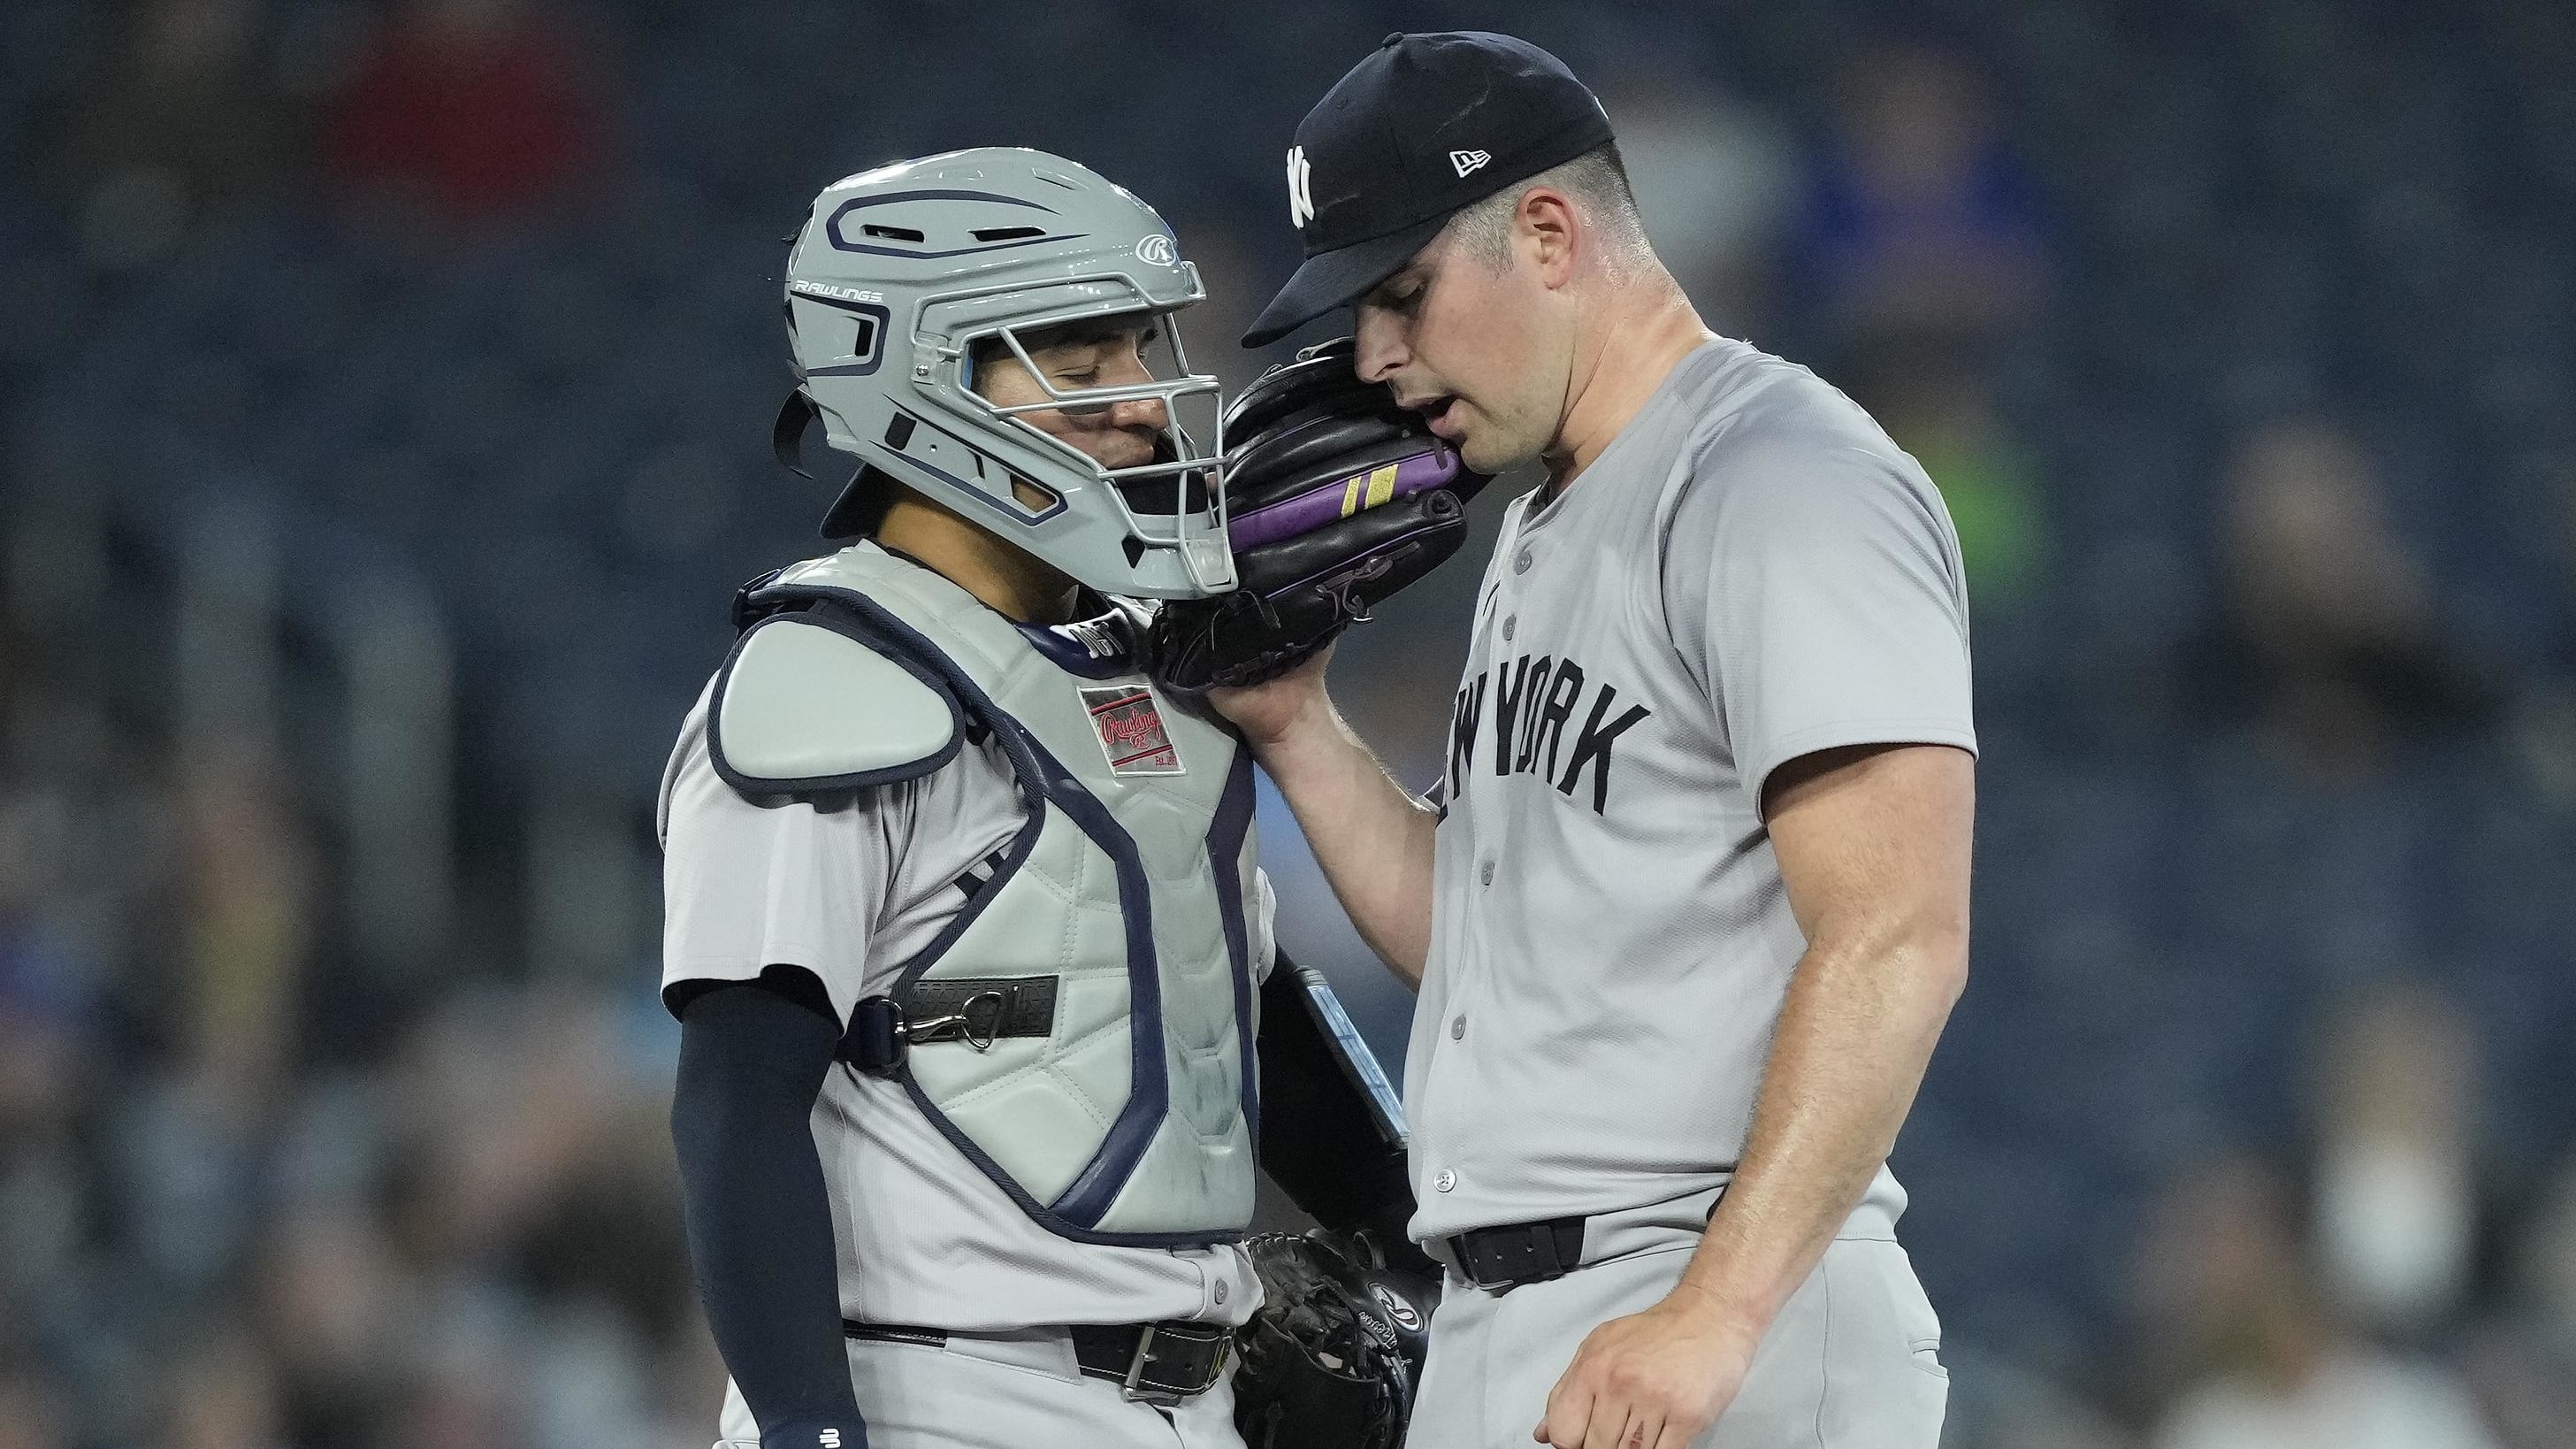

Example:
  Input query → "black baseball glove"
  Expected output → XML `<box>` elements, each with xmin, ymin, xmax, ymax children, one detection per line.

<box><xmin>1233</xmin><ymin>1229</ymin><xmax>1437</xmax><ymax>1449</ymax></box>
<box><xmin>1151</xmin><ymin>338</ymin><xmax>1490</xmax><ymax>692</ymax></box>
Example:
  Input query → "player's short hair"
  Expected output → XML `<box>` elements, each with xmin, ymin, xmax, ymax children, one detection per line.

<box><xmin>1447</xmin><ymin>142</ymin><xmax>1644</xmax><ymax>270</ymax></box>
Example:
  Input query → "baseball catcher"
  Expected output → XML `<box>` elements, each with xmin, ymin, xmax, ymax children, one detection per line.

<box><xmin>661</xmin><ymin>147</ymin><xmax>1440</xmax><ymax>1449</ymax></box>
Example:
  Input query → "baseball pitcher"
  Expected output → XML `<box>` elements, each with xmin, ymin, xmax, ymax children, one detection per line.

<box><xmin>1191</xmin><ymin>33</ymin><xmax>1978</xmax><ymax>1449</ymax></box>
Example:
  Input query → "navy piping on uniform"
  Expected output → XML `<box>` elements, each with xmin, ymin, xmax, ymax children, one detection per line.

<box><xmin>752</xmin><ymin>582</ymin><xmax>1220</xmax><ymax>1247</ymax></box>
<box><xmin>861</xmin><ymin>761</ymin><xmax>1046</xmax><ymax>1042</ymax></box>
<box><xmin>705</xmin><ymin>609</ymin><xmax>964</xmax><ymax>798</ymax></box>
<box><xmin>1207</xmin><ymin>749</ymin><xmax>1260</xmax><ymax>1143</ymax></box>
<box><xmin>1027</xmin><ymin>740</ymin><xmax>1168</xmax><ymax>1226</ymax></box>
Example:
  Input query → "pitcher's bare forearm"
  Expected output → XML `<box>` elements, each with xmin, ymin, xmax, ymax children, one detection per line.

<box><xmin>1675</xmin><ymin>743</ymin><xmax>1973</xmax><ymax>1333</ymax></box>
<box><xmin>1533</xmin><ymin>743</ymin><xmax>1973</xmax><ymax>1449</ymax></box>
<box><xmin>1212</xmin><ymin>655</ymin><xmax>1439</xmax><ymax>986</ymax></box>
<box><xmin>1672</xmin><ymin>913</ymin><xmax>1964</xmax><ymax>1330</ymax></box>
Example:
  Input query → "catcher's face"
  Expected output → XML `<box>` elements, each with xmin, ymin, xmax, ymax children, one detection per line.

<box><xmin>972</xmin><ymin>318</ymin><xmax>1173</xmax><ymax>473</ymax></box>
<box><xmin>1351</xmin><ymin>216</ymin><xmax>1578</xmax><ymax>476</ymax></box>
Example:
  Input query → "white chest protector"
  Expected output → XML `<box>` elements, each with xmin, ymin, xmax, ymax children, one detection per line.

<box><xmin>708</xmin><ymin>542</ymin><xmax>1261</xmax><ymax>1246</ymax></box>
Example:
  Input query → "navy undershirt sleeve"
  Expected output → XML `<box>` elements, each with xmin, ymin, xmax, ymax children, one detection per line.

<box><xmin>670</xmin><ymin>970</ymin><xmax>866</xmax><ymax>1445</ymax></box>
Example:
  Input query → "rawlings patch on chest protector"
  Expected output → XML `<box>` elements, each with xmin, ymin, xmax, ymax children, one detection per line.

<box><xmin>1081</xmin><ymin>686</ymin><xmax>1184</xmax><ymax>776</ymax></box>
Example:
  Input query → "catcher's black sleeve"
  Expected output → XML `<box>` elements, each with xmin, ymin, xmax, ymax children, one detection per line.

<box><xmin>670</xmin><ymin>970</ymin><xmax>864</xmax><ymax>1442</ymax></box>
<box><xmin>1256</xmin><ymin>961</ymin><xmax>1415</xmax><ymax>1235</ymax></box>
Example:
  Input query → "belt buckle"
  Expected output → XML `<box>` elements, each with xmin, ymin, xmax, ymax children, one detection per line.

<box><xmin>1119</xmin><ymin>1324</ymin><xmax>1179</xmax><ymax>1405</ymax></box>
<box><xmin>1117</xmin><ymin>1322</ymin><xmax>1226</xmax><ymax>1404</ymax></box>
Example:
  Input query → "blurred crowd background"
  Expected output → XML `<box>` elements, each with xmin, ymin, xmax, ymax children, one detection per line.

<box><xmin>4</xmin><ymin>0</ymin><xmax>2576</xmax><ymax>1445</ymax></box>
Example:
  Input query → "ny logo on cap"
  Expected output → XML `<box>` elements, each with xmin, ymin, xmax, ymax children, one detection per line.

<box><xmin>1286</xmin><ymin>146</ymin><xmax>1316</xmax><ymax>228</ymax></box>
<box><xmin>1449</xmin><ymin>149</ymin><xmax>1491</xmax><ymax>179</ymax></box>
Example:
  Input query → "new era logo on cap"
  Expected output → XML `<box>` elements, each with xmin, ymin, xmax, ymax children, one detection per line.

<box><xmin>1449</xmin><ymin>149</ymin><xmax>1491</xmax><ymax>178</ymax></box>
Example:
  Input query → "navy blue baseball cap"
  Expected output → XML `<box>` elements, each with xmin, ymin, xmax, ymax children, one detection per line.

<box><xmin>1242</xmin><ymin>31</ymin><xmax>1617</xmax><ymax>348</ymax></box>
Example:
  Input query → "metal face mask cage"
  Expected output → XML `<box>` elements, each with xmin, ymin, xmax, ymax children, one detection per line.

<box><xmin>935</xmin><ymin>265</ymin><xmax>1234</xmax><ymax>595</ymax></box>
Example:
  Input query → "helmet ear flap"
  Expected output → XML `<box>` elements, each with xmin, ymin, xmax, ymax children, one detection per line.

<box><xmin>774</xmin><ymin>389</ymin><xmax>822</xmax><ymax>479</ymax></box>
<box><xmin>781</xmin><ymin>388</ymin><xmax>898</xmax><ymax>540</ymax></box>
<box><xmin>819</xmin><ymin>466</ymin><xmax>897</xmax><ymax>540</ymax></box>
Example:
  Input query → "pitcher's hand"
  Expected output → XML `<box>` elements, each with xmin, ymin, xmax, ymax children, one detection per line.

<box><xmin>1533</xmin><ymin>1294</ymin><xmax>1762</xmax><ymax>1449</ymax></box>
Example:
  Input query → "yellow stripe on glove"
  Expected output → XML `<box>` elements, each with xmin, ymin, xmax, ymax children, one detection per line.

<box><xmin>1341</xmin><ymin>464</ymin><xmax>1400</xmax><ymax>518</ymax></box>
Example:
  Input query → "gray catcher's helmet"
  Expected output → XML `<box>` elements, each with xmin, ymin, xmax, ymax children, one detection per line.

<box><xmin>778</xmin><ymin>148</ymin><xmax>1232</xmax><ymax>598</ymax></box>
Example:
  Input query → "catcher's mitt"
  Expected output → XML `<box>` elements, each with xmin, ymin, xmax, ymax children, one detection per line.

<box><xmin>1234</xmin><ymin>1230</ymin><xmax>1437</xmax><ymax>1449</ymax></box>
<box><xmin>1151</xmin><ymin>338</ymin><xmax>1489</xmax><ymax>691</ymax></box>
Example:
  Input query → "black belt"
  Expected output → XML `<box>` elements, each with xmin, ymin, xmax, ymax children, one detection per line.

<box><xmin>842</xmin><ymin>1318</ymin><xmax>1231</xmax><ymax>1404</ymax></box>
<box><xmin>1445</xmin><ymin>1215</ymin><xmax>1587</xmax><ymax>1289</ymax></box>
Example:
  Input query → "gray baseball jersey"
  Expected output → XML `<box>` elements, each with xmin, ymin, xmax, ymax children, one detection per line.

<box><xmin>659</xmin><ymin>668</ymin><xmax>1273</xmax><ymax>1330</ymax></box>
<box><xmin>1405</xmin><ymin>336</ymin><xmax>1976</xmax><ymax>1244</ymax></box>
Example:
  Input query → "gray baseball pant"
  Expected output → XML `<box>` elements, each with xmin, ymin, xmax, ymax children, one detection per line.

<box><xmin>713</xmin><ymin>1329</ymin><xmax>1245</xmax><ymax>1449</ymax></box>
<box><xmin>1408</xmin><ymin>1193</ymin><xmax>1947</xmax><ymax>1449</ymax></box>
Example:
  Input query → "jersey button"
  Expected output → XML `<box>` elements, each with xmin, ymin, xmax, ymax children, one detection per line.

<box><xmin>1513</xmin><ymin>548</ymin><xmax>1533</xmax><ymax>574</ymax></box>
<box><xmin>1433</xmin><ymin>1169</ymin><xmax>1456</xmax><ymax>1192</ymax></box>
<box><xmin>1502</xmin><ymin>615</ymin><xmax>1516</xmax><ymax>641</ymax></box>
<box><xmin>1213</xmin><ymin>1280</ymin><xmax>1228</xmax><ymax>1305</ymax></box>
<box><xmin>1479</xmin><ymin>860</ymin><xmax>1494</xmax><ymax>886</ymax></box>
<box><xmin>1449</xmin><ymin>1015</ymin><xmax>1465</xmax><ymax>1040</ymax></box>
